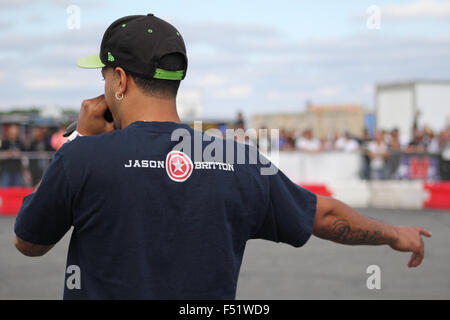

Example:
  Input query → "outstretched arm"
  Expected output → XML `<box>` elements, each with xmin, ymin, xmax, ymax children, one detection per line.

<box><xmin>313</xmin><ymin>195</ymin><xmax>432</xmax><ymax>267</ymax></box>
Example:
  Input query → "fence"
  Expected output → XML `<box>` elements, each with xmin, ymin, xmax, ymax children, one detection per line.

<box><xmin>272</xmin><ymin>151</ymin><xmax>449</xmax><ymax>183</ymax></box>
<box><xmin>0</xmin><ymin>151</ymin><xmax>449</xmax><ymax>214</ymax></box>
<box><xmin>272</xmin><ymin>151</ymin><xmax>450</xmax><ymax>209</ymax></box>
<box><xmin>360</xmin><ymin>151</ymin><xmax>447</xmax><ymax>181</ymax></box>
<box><xmin>0</xmin><ymin>152</ymin><xmax>54</xmax><ymax>187</ymax></box>
<box><xmin>0</xmin><ymin>150</ymin><xmax>448</xmax><ymax>187</ymax></box>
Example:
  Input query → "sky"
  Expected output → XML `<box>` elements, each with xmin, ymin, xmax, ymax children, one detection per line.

<box><xmin>0</xmin><ymin>0</ymin><xmax>449</xmax><ymax>119</ymax></box>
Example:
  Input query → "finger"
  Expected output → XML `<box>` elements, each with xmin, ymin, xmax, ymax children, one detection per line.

<box><xmin>408</xmin><ymin>252</ymin><xmax>417</xmax><ymax>268</ymax></box>
<box><xmin>408</xmin><ymin>252</ymin><xmax>421</xmax><ymax>267</ymax></box>
<box><xmin>104</xmin><ymin>121</ymin><xmax>115</xmax><ymax>133</ymax></box>
<box><xmin>411</xmin><ymin>250</ymin><xmax>424</xmax><ymax>267</ymax></box>
<box><xmin>419</xmin><ymin>228</ymin><xmax>432</xmax><ymax>238</ymax></box>
<box><xmin>417</xmin><ymin>239</ymin><xmax>425</xmax><ymax>266</ymax></box>
<box><xmin>411</xmin><ymin>241</ymin><xmax>425</xmax><ymax>268</ymax></box>
<box><xmin>83</xmin><ymin>94</ymin><xmax>104</xmax><ymax>106</ymax></box>
<box><xmin>94</xmin><ymin>94</ymin><xmax>106</xmax><ymax>106</ymax></box>
<box><xmin>93</xmin><ymin>96</ymin><xmax>109</xmax><ymax>113</ymax></box>
<box><xmin>90</xmin><ymin>94</ymin><xmax>105</xmax><ymax>102</ymax></box>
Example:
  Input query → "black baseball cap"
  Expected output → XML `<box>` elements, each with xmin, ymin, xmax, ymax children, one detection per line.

<box><xmin>77</xmin><ymin>14</ymin><xmax>187</xmax><ymax>81</ymax></box>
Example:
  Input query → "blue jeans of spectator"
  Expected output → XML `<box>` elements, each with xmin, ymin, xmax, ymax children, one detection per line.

<box><xmin>370</xmin><ymin>168</ymin><xmax>385</xmax><ymax>180</ymax></box>
<box><xmin>1</xmin><ymin>171</ymin><xmax>23</xmax><ymax>187</ymax></box>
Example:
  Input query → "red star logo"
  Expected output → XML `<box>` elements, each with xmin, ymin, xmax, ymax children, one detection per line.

<box><xmin>166</xmin><ymin>151</ymin><xmax>193</xmax><ymax>182</ymax></box>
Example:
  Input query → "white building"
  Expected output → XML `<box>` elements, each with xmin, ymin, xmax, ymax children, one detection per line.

<box><xmin>376</xmin><ymin>80</ymin><xmax>450</xmax><ymax>142</ymax></box>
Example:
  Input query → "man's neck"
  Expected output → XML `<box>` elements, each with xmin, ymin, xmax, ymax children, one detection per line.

<box><xmin>119</xmin><ymin>96</ymin><xmax>181</xmax><ymax>129</ymax></box>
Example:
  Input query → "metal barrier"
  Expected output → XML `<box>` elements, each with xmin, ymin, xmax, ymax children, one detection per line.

<box><xmin>273</xmin><ymin>151</ymin><xmax>448</xmax><ymax>183</ymax></box>
<box><xmin>0</xmin><ymin>151</ymin><xmax>55</xmax><ymax>187</ymax></box>
<box><xmin>0</xmin><ymin>151</ymin><xmax>449</xmax><ymax>214</ymax></box>
<box><xmin>0</xmin><ymin>150</ymin><xmax>448</xmax><ymax>189</ymax></box>
<box><xmin>361</xmin><ymin>151</ymin><xmax>447</xmax><ymax>181</ymax></box>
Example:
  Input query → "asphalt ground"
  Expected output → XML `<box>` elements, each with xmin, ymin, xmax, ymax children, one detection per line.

<box><xmin>0</xmin><ymin>208</ymin><xmax>449</xmax><ymax>299</ymax></box>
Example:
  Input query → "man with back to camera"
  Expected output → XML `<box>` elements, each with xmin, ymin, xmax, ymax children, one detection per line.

<box><xmin>14</xmin><ymin>14</ymin><xmax>431</xmax><ymax>300</ymax></box>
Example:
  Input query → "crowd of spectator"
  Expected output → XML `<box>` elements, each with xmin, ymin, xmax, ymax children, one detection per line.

<box><xmin>0</xmin><ymin>123</ymin><xmax>68</xmax><ymax>187</ymax></box>
<box><xmin>248</xmin><ymin>124</ymin><xmax>450</xmax><ymax>180</ymax></box>
<box><xmin>269</xmin><ymin>126</ymin><xmax>450</xmax><ymax>154</ymax></box>
<box><xmin>1</xmin><ymin>117</ymin><xmax>450</xmax><ymax>186</ymax></box>
<box><xmin>254</xmin><ymin>126</ymin><xmax>450</xmax><ymax>153</ymax></box>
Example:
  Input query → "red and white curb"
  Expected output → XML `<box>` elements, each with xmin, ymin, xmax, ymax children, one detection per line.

<box><xmin>1</xmin><ymin>181</ymin><xmax>449</xmax><ymax>216</ymax></box>
<box><xmin>300</xmin><ymin>181</ymin><xmax>450</xmax><ymax>210</ymax></box>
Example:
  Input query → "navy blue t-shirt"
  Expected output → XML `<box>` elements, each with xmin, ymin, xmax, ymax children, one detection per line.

<box><xmin>14</xmin><ymin>121</ymin><xmax>316</xmax><ymax>299</ymax></box>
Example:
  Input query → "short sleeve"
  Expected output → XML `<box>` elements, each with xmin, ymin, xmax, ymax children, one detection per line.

<box><xmin>14</xmin><ymin>150</ymin><xmax>73</xmax><ymax>245</ymax></box>
<box><xmin>252</xmin><ymin>169</ymin><xmax>317</xmax><ymax>247</ymax></box>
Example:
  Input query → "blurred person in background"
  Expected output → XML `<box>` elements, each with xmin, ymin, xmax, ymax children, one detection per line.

<box><xmin>295</xmin><ymin>129</ymin><xmax>321</xmax><ymax>153</ymax></box>
<box><xmin>406</xmin><ymin>127</ymin><xmax>426</xmax><ymax>153</ymax></box>
<box><xmin>439</xmin><ymin>126</ymin><xmax>450</xmax><ymax>152</ymax></box>
<box><xmin>359</xmin><ymin>128</ymin><xmax>373</xmax><ymax>180</ymax></box>
<box><xmin>285</xmin><ymin>130</ymin><xmax>296</xmax><ymax>151</ymax></box>
<box><xmin>386</xmin><ymin>128</ymin><xmax>405</xmax><ymax>179</ymax></box>
<box><xmin>439</xmin><ymin>126</ymin><xmax>450</xmax><ymax>180</ymax></box>
<box><xmin>367</xmin><ymin>130</ymin><xmax>390</xmax><ymax>180</ymax></box>
<box><xmin>423</xmin><ymin>126</ymin><xmax>439</xmax><ymax>154</ymax></box>
<box><xmin>235</xmin><ymin>111</ymin><xmax>245</xmax><ymax>130</ymax></box>
<box><xmin>277</xmin><ymin>129</ymin><xmax>296</xmax><ymax>151</ymax></box>
<box><xmin>382</xmin><ymin>129</ymin><xmax>390</xmax><ymax>146</ymax></box>
<box><xmin>27</xmin><ymin>125</ymin><xmax>54</xmax><ymax>186</ymax></box>
<box><xmin>276</xmin><ymin>129</ymin><xmax>288</xmax><ymax>151</ymax></box>
<box><xmin>319</xmin><ymin>136</ymin><xmax>332</xmax><ymax>151</ymax></box>
<box><xmin>358</xmin><ymin>128</ymin><xmax>372</xmax><ymax>146</ymax></box>
<box><xmin>255</xmin><ymin>126</ymin><xmax>271</xmax><ymax>154</ymax></box>
<box><xmin>335</xmin><ymin>131</ymin><xmax>359</xmax><ymax>152</ymax></box>
<box><xmin>320</xmin><ymin>133</ymin><xmax>337</xmax><ymax>151</ymax></box>
<box><xmin>28</xmin><ymin>125</ymin><xmax>53</xmax><ymax>152</ymax></box>
<box><xmin>51</xmin><ymin>123</ymin><xmax>69</xmax><ymax>151</ymax></box>
<box><xmin>0</xmin><ymin>124</ymin><xmax>25</xmax><ymax>187</ymax></box>
<box><xmin>388</xmin><ymin>128</ymin><xmax>404</xmax><ymax>152</ymax></box>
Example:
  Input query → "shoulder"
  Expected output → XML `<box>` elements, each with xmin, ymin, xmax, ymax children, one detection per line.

<box><xmin>200</xmin><ymin>131</ymin><xmax>269</xmax><ymax>173</ymax></box>
<box><xmin>57</xmin><ymin>131</ymin><xmax>123</xmax><ymax>160</ymax></box>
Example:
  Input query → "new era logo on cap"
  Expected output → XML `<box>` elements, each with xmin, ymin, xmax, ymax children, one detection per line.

<box><xmin>77</xmin><ymin>14</ymin><xmax>188</xmax><ymax>81</ymax></box>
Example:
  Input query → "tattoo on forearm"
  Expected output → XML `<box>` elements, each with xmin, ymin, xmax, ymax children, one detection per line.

<box><xmin>330</xmin><ymin>219</ymin><xmax>389</xmax><ymax>245</ymax></box>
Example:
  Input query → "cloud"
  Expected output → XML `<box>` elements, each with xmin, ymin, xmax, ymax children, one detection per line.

<box><xmin>215</xmin><ymin>85</ymin><xmax>252</xmax><ymax>98</ymax></box>
<box><xmin>382</xmin><ymin>0</ymin><xmax>450</xmax><ymax>20</ymax></box>
<box><xmin>314</xmin><ymin>86</ymin><xmax>342</xmax><ymax>97</ymax></box>
<box><xmin>0</xmin><ymin>0</ymin><xmax>70</xmax><ymax>9</ymax></box>
<box><xmin>0</xmin><ymin>0</ymin><xmax>105</xmax><ymax>9</ymax></box>
<box><xmin>267</xmin><ymin>90</ymin><xmax>307</xmax><ymax>101</ymax></box>
<box><xmin>24</xmin><ymin>75</ymin><xmax>99</xmax><ymax>89</ymax></box>
<box><xmin>196</xmin><ymin>74</ymin><xmax>227</xmax><ymax>87</ymax></box>
<box><xmin>0</xmin><ymin>20</ymin><xmax>14</xmax><ymax>31</ymax></box>
<box><xmin>354</xmin><ymin>0</ymin><xmax>450</xmax><ymax>21</ymax></box>
<box><xmin>179</xmin><ymin>20</ymin><xmax>285</xmax><ymax>55</ymax></box>
<box><xmin>1</xmin><ymin>14</ymin><xmax>449</xmax><ymax>118</ymax></box>
<box><xmin>227</xmin><ymin>85</ymin><xmax>252</xmax><ymax>97</ymax></box>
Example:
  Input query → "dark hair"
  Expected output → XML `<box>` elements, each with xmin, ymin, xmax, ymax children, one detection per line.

<box><xmin>113</xmin><ymin>53</ymin><xmax>185</xmax><ymax>99</ymax></box>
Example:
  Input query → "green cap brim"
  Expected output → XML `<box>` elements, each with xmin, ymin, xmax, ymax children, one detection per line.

<box><xmin>77</xmin><ymin>53</ymin><xmax>105</xmax><ymax>69</ymax></box>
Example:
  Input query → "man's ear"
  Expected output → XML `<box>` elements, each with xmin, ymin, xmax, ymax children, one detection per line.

<box><xmin>114</xmin><ymin>67</ymin><xmax>128</xmax><ymax>95</ymax></box>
